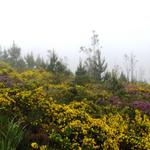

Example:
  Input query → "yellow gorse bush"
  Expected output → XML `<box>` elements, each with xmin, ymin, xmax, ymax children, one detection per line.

<box><xmin>0</xmin><ymin>66</ymin><xmax>150</xmax><ymax>150</ymax></box>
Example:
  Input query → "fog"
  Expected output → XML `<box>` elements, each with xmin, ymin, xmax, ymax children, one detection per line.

<box><xmin>0</xmin><ymin>0</ymin><xmax>150</xmax><ymax>81</ymax></box>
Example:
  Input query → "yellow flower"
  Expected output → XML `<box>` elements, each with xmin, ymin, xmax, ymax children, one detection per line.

<box><xmin>40</xmin><ymin>145</ymin><xmax>47</xmax><ymax>150</ymax></box>
<box><xmin>31</xmin><ymin>142</ymin><xmax>38</xmax><ymax>149</ymax></box>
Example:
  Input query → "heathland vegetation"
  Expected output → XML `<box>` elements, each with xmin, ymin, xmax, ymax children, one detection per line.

<box><xmin>0</xmin><ymin>32</ymin><xmax>150</xmax><ymax>149</ymax></box>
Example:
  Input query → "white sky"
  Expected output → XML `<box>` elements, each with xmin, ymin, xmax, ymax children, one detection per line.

<box><xmin>0</xmin><ymin>0</ymin><xmax>150</xmax><ymax>81</ymax></box>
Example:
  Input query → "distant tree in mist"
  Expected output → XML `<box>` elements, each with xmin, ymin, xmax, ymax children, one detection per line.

<box><xmin>138</xmin><ymin>67</ymin><xmax>146</xmax><ymax>83</ymax></box>
<box><xmin>103</xmin><ymin>68</ymin><xmax>127</xmax><ymax>93</ymax></box>
<box><xmin>124</xmin><ymin>53</ymin><xmax>138</xmax><ymax>82</ymax></box>
<box><xmin>35</xmin><ymin>55</ymin><xmax>47</xmax><ymax>69</ymax></box>
<box><xmin>24</xmin><ymin>52</ymin><xmax>35</xmax><ymax>69</ymax></box>
<box><xmin>0</xmin><ymin>46</ymin><xmax>2</xmax><ymax>57</ymax></box>
<box><xmin>0</xmin><ymin>42</ymin><xmax>26</xmax><ymax>69</ymax></box>
<box><xmin>7</xmin><ymin>41</ymin><xmax>21</xmax><ymax>67</ymax></box>
<box><xmin>119</xmin><ymin>72</ymin><xmax>128</xmax><ymax>82</ymax></box>
<box><xmin>80</xmin><ymin>30</ymin><xmax>107</xmax><ymax>81</ymax></box>
<box><xmin>0</xmin><ymin>49</ymin><xmax>9</xmax><ymax>61</ymax></box>
<box><xmin>0</xmin><ymin>43</ymin><xmax>71</xmax><ymax>74</ymax></box>
<box><xmin>47</xmin><ymin>49</ymin><xmax>71</xmax><ymax>75</ymax></box>
<box><xmin>75</xmin><ymin>59</ymin><xmax>90</xmax><ymax>85</ymax></box>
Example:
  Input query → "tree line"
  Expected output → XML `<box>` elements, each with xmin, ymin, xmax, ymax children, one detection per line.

<box><xmin>0</xmin><ymin>31</ymin><xmax>144</xmax><ymax>88</ymax></box>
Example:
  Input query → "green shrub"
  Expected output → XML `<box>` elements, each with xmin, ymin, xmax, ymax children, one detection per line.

<box><xmin>0</xmin><ymin>115</ymin><xmax>24</xmax><ymax>150</ymax></box>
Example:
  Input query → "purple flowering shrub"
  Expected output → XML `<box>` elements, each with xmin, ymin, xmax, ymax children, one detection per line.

<box><xmin>130</xmin><ymin>101</ymin><xmax>150</xmax><ymax>114</ymax></box>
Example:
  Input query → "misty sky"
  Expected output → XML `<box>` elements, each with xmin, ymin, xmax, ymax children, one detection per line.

<box><xmin>0</xmin><ymin>0</ymin><xmax>150</xmax><ymax>81</ymax></box>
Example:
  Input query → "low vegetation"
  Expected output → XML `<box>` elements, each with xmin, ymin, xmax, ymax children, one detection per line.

<box><xmin>0</xmin><ymin>32</ymin><xmax>150</xmax><ymax>149</ymax></box>
<box><xmin>0</xmin><ymin>61</ymin><xmax>150</xmax><ymax>150</ymax></box>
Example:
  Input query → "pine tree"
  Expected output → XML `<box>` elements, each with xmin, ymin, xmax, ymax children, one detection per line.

<box><xmin>47</xmin><ymin>50</ymin><xmax>70</xmax><ymax>74</ymax></box>
<box><xmin>35</xmin><ymin>55</ymin><xmax>46</xmax><ymax>69</ymax></box>
<box><xmin>80</xmin><ymin>30</ymin><xmax>107</xmax><ymax>81</ymax></box>
<box><xmin>75</xmin><ymin>60</ymin><xmax>89</xmax><ymax>85</ymax></box>
<box><xmin>119</xmin><ymin>72</ymin><xmax>128</xmax><ymax>82</ymax></box>
<box><xmin>7</xmin><ymin>41</ymin><xmax>21</xmax><ymax>68</ymax></box>
<box><xmin>25</xmin><ymin>52</ymin><xmax>35</xmax><ymax>69</ymax></box>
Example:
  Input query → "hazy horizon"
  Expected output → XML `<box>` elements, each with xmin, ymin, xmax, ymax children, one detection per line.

<box><xmin>0</xmin><ymin>0</ymin><xmax>150</xmax><ymax>81</ymax></box>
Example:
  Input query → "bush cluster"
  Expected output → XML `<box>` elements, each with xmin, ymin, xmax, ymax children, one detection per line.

<box><xmin>0</xmin><ymin>63</ymin><xmax>150</xmax><ymax>149</ymax></box>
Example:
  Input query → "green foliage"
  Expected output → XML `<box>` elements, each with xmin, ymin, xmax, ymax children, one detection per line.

<box><xmin>119</xmin><ymin>72</ymin><xmax>128</xmax><ymax>83</ymax></box>
<box><xmin>0</xmin><ymin>63</ymin><xmax>150</xmax><ymax>149</ymax></box>
<box><xmin>7</xmin><ymin>42</ymin><xmax>26</xmax><ymax>69</ymax></box>
<box><xmin>35</xmin><ymin>55</ymin><xmax>47</xmax><ymax>69</ymax></box>
<box><xmin>47</xmin><ymin>50</ymin><xmax>71</xmax><ymax>75</ymax></box>
<box><xmin>103</xmin><ymin>71</ymin><xmax>126</xmax><ymax>96</ymax></box>
<box><xmin>0</xmin><ymin>115</ymin><xmax>24</xmax><ymax>150</ymax></box>
<box><xmin>75</xmin><ymin>60</ymin><xmax>90</xmax><ymax>85</ymax></box>
<box><xmin>24</xmin><ymin>52</ymin><xmax>35</xmax><ymax>69</ymax></box>
<box><xmin>80</xmin><ymin>31</ymin><xmax>107</xmax><ymax>81</ymax></box>
<box><xmin>0</xmin><ymin>44</ymin><xmax>71</xmax><ymax>75</ymax></box>
<box><xmin>91</xmin><ymin>49</ymin><xmax>107</xmax><ymax>81</ymax></box>
<box><xmin>0</xmin><ymin>42</ymin><xmax>26</xmax><ymax>70</ymax></box>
